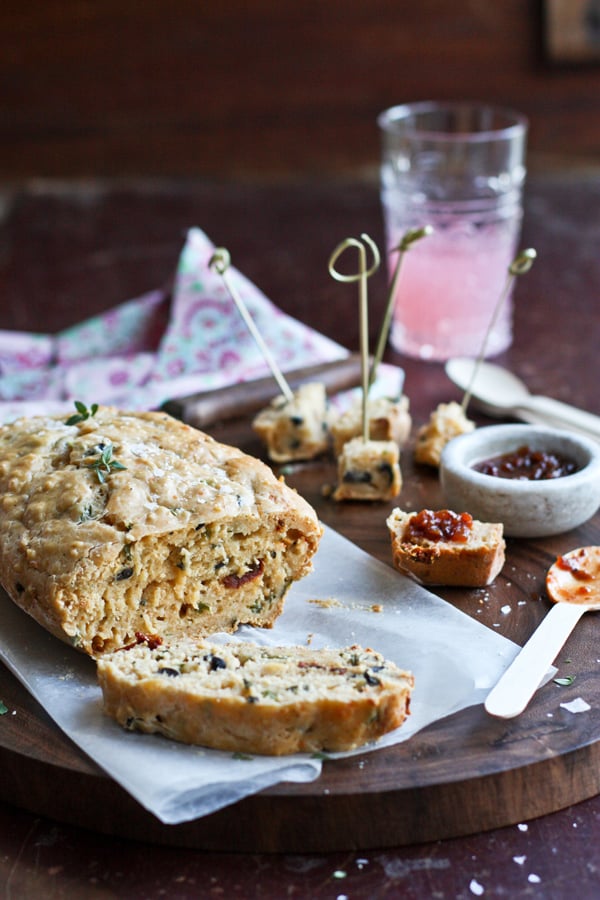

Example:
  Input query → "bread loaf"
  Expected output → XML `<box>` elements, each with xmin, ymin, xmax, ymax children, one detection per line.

<box><xmin>387</xmin><ymin>508</ymin><xmax>505</xmax><ymax>586</ymax></box>
<box><xmin>0</xmin><ymin>407</ymin><xmax>322</xmax><ymax>656</ymax></box>
<box><xmin>96</xmin><ymin>636</ymin><xmax>414</xmax><ymax>755</ymax></box>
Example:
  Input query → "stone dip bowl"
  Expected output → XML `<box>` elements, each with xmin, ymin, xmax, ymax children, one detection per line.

<box><xmin>439</xmin><ymin>424</ymin><xmax>600</xmax><ymax>538</ymax></box>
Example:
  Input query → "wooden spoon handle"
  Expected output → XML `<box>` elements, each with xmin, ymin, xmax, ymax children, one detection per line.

<box><xmin>162</xmin><ymin>354</ymin><xmax>363</xmax><ymax>427</ymax></box>
<box><xmin>519</xmin><ymin>396</ymin><xmax>600</xmax><ymax>441</ymax></box>
<box><xmin>484</xmin><ymin>602</ymin><xmax>586</xmax><ymax>719</ymax></box>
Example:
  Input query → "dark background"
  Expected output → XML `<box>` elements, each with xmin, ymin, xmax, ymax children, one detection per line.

<box><xmin>2</xmin><ymin>1</ymin><xmax>600</xmax><ymax>182</ymax></box>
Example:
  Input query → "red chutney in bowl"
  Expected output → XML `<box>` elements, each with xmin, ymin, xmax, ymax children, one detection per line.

<box><xmin>472</xmin><ymin>444</ymin><xmax>580</xmax><ymax>480</ymax></box>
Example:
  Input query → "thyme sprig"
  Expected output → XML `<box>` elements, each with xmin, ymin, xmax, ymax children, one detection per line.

<box><xmin>66</xmin><ymin>400</ymin><xmax>99</xmax><ymax>426</ymax></box>
<box><xmin>85</xmin><ymin>443</ymin><xmax>127</xmax><ymax>483</ymax></box>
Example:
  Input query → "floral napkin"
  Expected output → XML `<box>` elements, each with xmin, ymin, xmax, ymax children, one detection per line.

<box><xmin>0</xmin><ymin>228</ymin><xmax>347</xmax><ymax>424</ymax></box>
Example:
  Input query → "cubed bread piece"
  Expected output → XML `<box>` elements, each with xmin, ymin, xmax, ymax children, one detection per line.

<box><xmin>96</xmin><ymin>637</ymin><xmax>414</xmax><ymax>755</ymax></box>
<box><xmin>414</xmin><ymin>401</ymin><xmax>475</xmax><ymax>468</ymax></box>
<box><xmin>0</xmin><ymin>407</ymin><xmax>322</xmax><ymax>656</ymax></box>
<box><xmin>386</xmin><ymin>508</ymin><xmax>505</xmax><ymax>586</ymax></box>
<box><xmin>329</xmin><ymin>395</ymin><xmax>412</xmax><ymax>456</ymax></box>
<box><xmin>333</xmin><ymin>437</ymin><xmax>402</xmax><ymax>502</ymax></box>
<box><xmin>252</xmin><ymin>381</ymin><xmax>329</xmax><ymax>463</ymax></box>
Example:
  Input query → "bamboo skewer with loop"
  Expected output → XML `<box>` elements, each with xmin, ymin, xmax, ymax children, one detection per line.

<box><xmin>369</xmin><ymin>225</ymin><xmax>433</xmax><ymax>389</ymax></box>
<box><xmin>328</xmin><ymin>234</ymin><xmax>380</xmax><ymax>442</ymax></box>
<box><xmin>209</xmin><ymin>247</ymin><xmax>294</xmax><ymax>404</ymax></box>
<box><xmin>460</xmin><ymin>248</ymin><xmax>537</xmax><ymax>415</ymax></box>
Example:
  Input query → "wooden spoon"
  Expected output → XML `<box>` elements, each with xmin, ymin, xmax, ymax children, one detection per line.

<box><xmin>445</xmin><ymin>357</ymin><xmax>600</xmax><ymax>442</ymax></box>
<box><xmin>485</xmin><ymin>546</ymin><xmax>600</xmax><ymax>719</ymax></box>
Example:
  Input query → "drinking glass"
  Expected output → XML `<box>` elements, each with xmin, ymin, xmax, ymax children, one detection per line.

<box><xmin>378</xmin><ymin>101</ymin><xmax>528</xmax><ymax>361</ymax></box>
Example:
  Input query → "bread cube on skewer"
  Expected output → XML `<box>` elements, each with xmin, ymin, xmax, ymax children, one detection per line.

<box><xmin>414</xmin><ymin>401</ymin><xmax>475</xmax><ymax>468</ymax></box>
<box><xmin>333</xmin><ymin>436</ymin><xmax>402</xmax><ymax>502</ymax></box>
<box><xmin>252</xmin><ymin>381</ymin><xmax>329</xmax><ymax>463</ymax></box>
<box><xmin>330</xmin><ymin>394</ymin><xmax>412</xmax><ymax>456</ymax></box>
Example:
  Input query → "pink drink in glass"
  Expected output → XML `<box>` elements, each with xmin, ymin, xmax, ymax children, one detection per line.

<box><xmin>386</xmin><ymin>211</ymin><xmax>520</xmax><ymax>361</ymax></box>
<box><xmin>378</xmin><ymin>102</ymin><xmax>528</xmax><ymax>361</ymax></box>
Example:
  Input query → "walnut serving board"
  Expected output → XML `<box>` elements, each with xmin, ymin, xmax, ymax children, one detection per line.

<box><xmin>1</xmin><ymin>418</ymin><xmax>599</xmax><ymax>853</ymax></box>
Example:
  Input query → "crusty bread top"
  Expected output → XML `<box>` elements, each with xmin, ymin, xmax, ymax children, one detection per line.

<box><xmin>0</xmin><ymin>406</ymin><xmax>321</xmax><ymax>577</ymax></box>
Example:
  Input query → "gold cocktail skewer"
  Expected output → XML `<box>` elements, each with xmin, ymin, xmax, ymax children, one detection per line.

<box><xmin>369</xmin><ymin>225</ymin><xmax>433</xmax><ymax>388</ymax></box>
<box><xmin>461</xmin><ymin>248</ymin><xmax>537</xmax><ymax>415</ymax></box>
<box><xmin>209</xmin><ymin>247</ymin><xmax>294</xmax><ymax>403</ymax></box>
<box><xmin>328</xmin><ymin>233</ymin><xmax>380</xmax><ymax>441</ymax></box>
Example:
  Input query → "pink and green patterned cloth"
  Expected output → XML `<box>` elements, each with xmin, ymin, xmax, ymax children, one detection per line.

<box><xmin>0</xmin><ymin>228</ymin><xmax>346</xmax><ymax>423</ymax></box>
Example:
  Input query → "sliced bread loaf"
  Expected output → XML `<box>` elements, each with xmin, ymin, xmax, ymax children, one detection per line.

<box><xmin>0</xmin><ymin>407</ymin><xmax>322</xmax><ymax>656</ymax></box>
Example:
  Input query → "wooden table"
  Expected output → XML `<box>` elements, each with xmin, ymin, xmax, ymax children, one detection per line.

<box><xmin>1</xmin><ymin>173</ymin><xmax>599</xmax><ymax>897</ymax></box>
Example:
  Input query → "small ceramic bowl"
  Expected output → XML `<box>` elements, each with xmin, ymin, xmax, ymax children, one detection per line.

<box><xmin>439</xmin><ymin>424</ymin><xmax>600</xmax><ymax>538</ymax></box>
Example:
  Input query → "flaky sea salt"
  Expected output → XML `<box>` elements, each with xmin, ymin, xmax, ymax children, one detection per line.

<box><xmin>560</xmin><ymin>697</ymin><xmax>591</xmax><ymax>714</ymax></box>
<box><xmin>470</xmin><ymin>879</ymin><xmax>485</xmax><ymax>896</ymax></box>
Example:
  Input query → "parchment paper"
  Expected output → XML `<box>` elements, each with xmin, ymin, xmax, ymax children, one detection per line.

<box><xmin>0</xmin><ymin>526</ymin><xmax>528</xmax><ymax>825</ymax></box>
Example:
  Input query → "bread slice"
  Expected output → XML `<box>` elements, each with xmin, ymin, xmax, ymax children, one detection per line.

<box><xmin>96</xmin><ymin>637</ymin><xmax>414</xmax><ymax>755</ymax></box>
<box><xmin>387</xmin><ymin>508</ymin><xmax>505</xmax><ymax>587</ymax></box>
<box><xmin>0</xmin><ymin>407</ymin><xmax>322</xmax><ymax>656</ymax></box>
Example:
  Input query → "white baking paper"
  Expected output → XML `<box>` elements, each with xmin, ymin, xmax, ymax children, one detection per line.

<box><xmin>0</xmin><ymin>526</ymin><xmax>527</xmax><ymax>825</ymax></box>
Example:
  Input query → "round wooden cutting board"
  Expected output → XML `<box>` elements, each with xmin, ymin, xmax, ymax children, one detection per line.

<box><xmin>1</xmin><ymin>421</ymin><xmax>599</xmax><ymax>852</ymax></box>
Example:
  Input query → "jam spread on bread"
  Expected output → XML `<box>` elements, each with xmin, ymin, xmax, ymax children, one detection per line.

<box><xmin>404</xmin><ymin>509</ymin><xmax>473</xmax><ymax>544</ymax></box>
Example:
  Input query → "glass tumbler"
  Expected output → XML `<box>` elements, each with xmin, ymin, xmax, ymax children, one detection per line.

<box><xmin>378</xmin><ymin>101</ymin><xmax>528</xmax><ymax>361</ymax></box>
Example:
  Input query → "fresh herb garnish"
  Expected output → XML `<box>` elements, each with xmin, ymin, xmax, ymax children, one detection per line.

<box><xmin>85</xmin><ymin>444</ymin><xmax>127</xmax><ymax>483</ymax></box>
<box><xmin>311</xmin><ymin>751</ymin><xmax>330</xmax><ymax>760</ymax></box>
<box><xmin>554</xmin><ymin>675</ymin><xmax>576</xmax><ymax>687</ymax></box>
<box><xmin>65</xmin><ymin>401</ymin><xmax>99</xmax><ymax>426</ymax></box>
<box><xmin>232</xmin><ymin>751</ymin><xmax>254</xmax><ymax>760</ymax></box>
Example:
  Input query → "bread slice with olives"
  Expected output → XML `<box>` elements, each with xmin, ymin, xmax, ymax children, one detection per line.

<box><xmin>96</xmin><ymin>636</ymin><xmax>414</xmax><ymax>755</ymax></box>
<box><xmin>0</xmin><ymin>406</ymin><xmax>322</xmax><ymax>656</ymax></box>
<box><xmin>387</xmin><ymin>508</ymin><xmax>505</xmax><ymax>587</ymax></box>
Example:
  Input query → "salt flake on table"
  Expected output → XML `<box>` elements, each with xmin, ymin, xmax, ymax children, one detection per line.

<box><xmin>560</xmin><ymin>697</ymin><xmax>591</xmax><ymax>714</ymax></box>
<box><xmin>469</xmin><ymin>879</ymin><xmax>485</xmax><ymax>896</ymax></box>
<box><xmin>500</xmin><ymin>605</ymin><xmax>511</xmax><ymax>615</ymax></box>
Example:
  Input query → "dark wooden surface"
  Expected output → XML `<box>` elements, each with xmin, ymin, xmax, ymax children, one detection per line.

<box><xmin>1</xmin><ymin>174</ymin><xmax>600</xmax><ymax>895</ymax></box>
<box><xmin>3</xmin><ymin>1</ymin><xmax>600</xmax><ymax>181</ymax></box>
